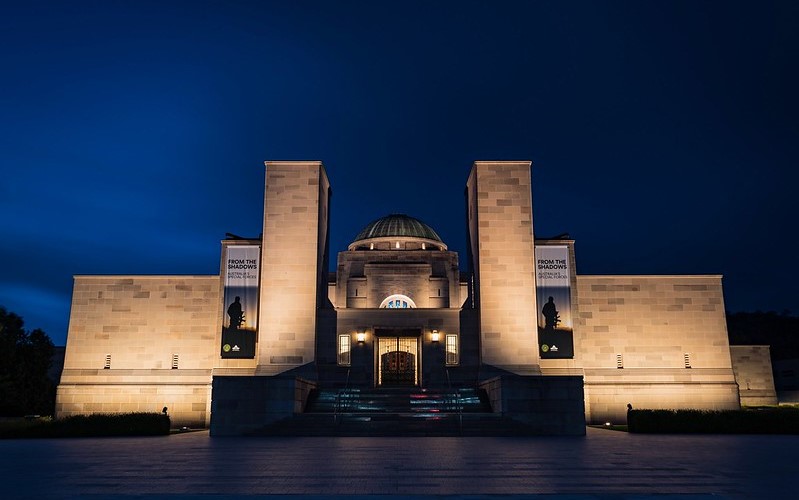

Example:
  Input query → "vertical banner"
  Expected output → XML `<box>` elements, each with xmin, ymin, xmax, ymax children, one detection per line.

<box><xmin>221</xmin><ymin>245</ymin><xmax>259</xmax><ymax>358</ymax></box>
<box><xmin>535</xmin><ymin>245</ymin><xmax>574</xmax><ymax>359</ymax></box>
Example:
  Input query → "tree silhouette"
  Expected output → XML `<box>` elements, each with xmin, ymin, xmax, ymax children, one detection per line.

<box><xmin>0</xmin><ymin>306</ymin><xmax>56</xmax><ymax>416</ymax></box>
<box><xmin>727</xmin><ymin>311</ymin><xmax>799</xmax><ymax>360</ymax></box>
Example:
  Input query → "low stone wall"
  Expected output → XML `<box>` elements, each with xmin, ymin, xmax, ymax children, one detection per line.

<box><xmin>479</xmin><ymin>374</ymin><xmax>585</xmax><ymax>435</ymax></box>
<box><xmin>730</xmin><ymin>345</ymin><xmax>778</xmax><ymax>406</ymax></box>
<box><xmin>56</xmin><ymin>382</ymin><xmax>210</xmax><ymax>428</ymax></box>
<box><xmin>583</xmin><ymin>366</ymin><xmax>742</xmax><ymax>424</ymax></box>
<box><xmin>585</xmin><ymin>378</ymin><xmax>742</xmax><ymax>424</ymax></box>
<box><xmin>210</xmin><ymin>375</ymin><xmax>317</xmax><ymax>436</ymax></box>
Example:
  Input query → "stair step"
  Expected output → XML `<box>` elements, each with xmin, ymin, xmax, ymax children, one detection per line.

<box><xmin>305</xmin><ymin>387</ymin><xmax>492</xmax><ymax>414</ymax></box>
<box><xmin>248</xmin><ymin>412</ymin><xmax>540</xmax><ymax>437</ymax></box>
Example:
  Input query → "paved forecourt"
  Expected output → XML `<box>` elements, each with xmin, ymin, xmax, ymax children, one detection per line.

<box><xmin>1</xmin><ymin>427</ymin><xmax>796</xmax><ymax>498</ymax></box>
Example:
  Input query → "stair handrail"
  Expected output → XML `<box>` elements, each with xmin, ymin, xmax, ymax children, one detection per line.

<box><xmin>334</xmin><ymin>368</ymin><xmax>351</xmax><ymax>424</ymax></box>
<box><xmin>445</xmin><ymin>368</ymin><xmax>462</xmax><ymax>433</ymax></box>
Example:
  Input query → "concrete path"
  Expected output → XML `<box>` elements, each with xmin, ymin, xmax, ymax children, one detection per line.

<box><xmin>1</xmin><ymin>427</ymin><xmax>797</xmax><ymax>498</ymax></box>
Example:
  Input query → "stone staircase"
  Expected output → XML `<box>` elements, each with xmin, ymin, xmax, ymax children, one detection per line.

<box><xmin>306</xmin><ymin>387</ymin><xmax>490</xmax><ymax>413</ymax></box>
<box><xmin>248</xmin><ymin>387</ymin><xmax>539</xmax><ymax>436</ymax></box>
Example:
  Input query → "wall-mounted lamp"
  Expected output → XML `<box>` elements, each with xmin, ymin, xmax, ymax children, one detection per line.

<box><xmin>356</xmin><ymin>331</ymin><xmax>366</xmax><ymax>343</ymax></box>
<box><xmin>431</xmin><ymin>329</ymin><xmax>440</xmax><ymax>342</ymax></box>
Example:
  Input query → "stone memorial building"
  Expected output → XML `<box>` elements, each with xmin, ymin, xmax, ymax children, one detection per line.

<box><xmin>56</xmin><ymin>161</ymin><xmax>773</xmax><ymax>435</ymax></box>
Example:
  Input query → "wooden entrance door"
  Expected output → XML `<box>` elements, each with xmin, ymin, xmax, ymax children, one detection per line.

<box><xmin>378</xmin><ymin>336</ymin><xmax>418</xmax><ymax>386</ymax></box>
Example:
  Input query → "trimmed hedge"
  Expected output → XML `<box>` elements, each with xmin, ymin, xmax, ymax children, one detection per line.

<box><xmin>0</xmin><ymin>413</ymin><xmax>171</xmax><ymax>438</ymax></box>
<box><xmin>627</xmin><ymin>408</ymin><xmax>799</xmax><ymax>434</ymax></box>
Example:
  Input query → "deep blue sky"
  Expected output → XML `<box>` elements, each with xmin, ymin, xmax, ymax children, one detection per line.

<box><xmin>2</xmin><ymin>1</ymin><xmax>797</xmax><ymax>345</ymax></box>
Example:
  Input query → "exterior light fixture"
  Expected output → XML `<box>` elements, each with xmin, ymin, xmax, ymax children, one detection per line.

<box><xmin>356</xmin><ymin>331</ymin><xmax>366</xmax><ymax>343</ymax></box>
<box><xmin>431</xmin><ymin>329</ymin><xmax>440</xmax><ymax>342</ymax></box>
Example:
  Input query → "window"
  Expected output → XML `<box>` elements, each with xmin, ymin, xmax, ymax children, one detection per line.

<box><xmin>172</xmin><ymin>354</ymin><xmax>179</xmax><ymax>369</ymax></box>
<box><xmin>445</xmin><ymin>334</ymin><xmax>459</xmax><ymax>365</ymax></box>
<box><xmin>104</xmin><ymin>354</ymin><xmax>111</xmax><ymax>369</ymax></box>
<box><xmin>379</xmin><ymin>294</ymin><xmax>417</xmax><ymax>309</ymax></box>
<box><xmin>338</xmin><ymin>334</ymin><xmax>351</xmax><ymax>366</ymax></box>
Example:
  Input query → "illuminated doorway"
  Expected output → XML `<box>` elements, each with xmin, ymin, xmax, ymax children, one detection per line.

<box><xmin>377</xmin><ymin>335</ymin><xmax>419</xmax><ymax>386</ymax></box>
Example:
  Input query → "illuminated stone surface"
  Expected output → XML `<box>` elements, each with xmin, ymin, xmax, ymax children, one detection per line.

<box><xmin>55</xmin><ymin>161</ymin><xmax>773</xmax><ymax>432</ymax></box>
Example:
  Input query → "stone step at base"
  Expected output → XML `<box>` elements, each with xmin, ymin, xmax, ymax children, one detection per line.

<box><xmin>247</xmin><ymin>412</ymin><xmax>541</xmax><ymax>437</ymax></box>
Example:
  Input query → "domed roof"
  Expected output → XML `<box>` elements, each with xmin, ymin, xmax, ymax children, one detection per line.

<box><xmin>352</xmin><ymin>214</ymin><xmax>443</xmax><ymax>244</ymax></box>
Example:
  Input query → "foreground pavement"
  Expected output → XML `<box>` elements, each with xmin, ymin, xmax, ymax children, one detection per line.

<box><xmin>1</xmin><ymin>427</ymin><xmax>797</xmax><ymax>499</ymax></box>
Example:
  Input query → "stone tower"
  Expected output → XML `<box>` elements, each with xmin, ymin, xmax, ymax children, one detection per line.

<box><xmin>257</xmin><ymin>161</ymin><xmax>331</xmax><ymax>374</ymax></box>
<box><xmin>466</xmin><ymin>161</ymin><xmax>540</xmax><ymax>374</ymax></box>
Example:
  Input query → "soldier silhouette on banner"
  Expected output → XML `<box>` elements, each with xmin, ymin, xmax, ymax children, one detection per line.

<box><xmin>227</xmin><ymin>296</ymin><xmax>244</xmax><ymax>329</ymax></box>
<box><xmin>542</xmin><ymin>296</ymin><xmax>560</xmax><ymax>330</ymax></box>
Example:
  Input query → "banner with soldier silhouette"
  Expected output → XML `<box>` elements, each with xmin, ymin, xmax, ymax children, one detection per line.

<box><xmin>535</xmin><ymin>245</ymin><xmax>574</xmax><ymax>359</ymax></box>
<box><xmin>220</xmin><ymin>245</ymin><xmax>259</xmax><ymax>358</ymax></box>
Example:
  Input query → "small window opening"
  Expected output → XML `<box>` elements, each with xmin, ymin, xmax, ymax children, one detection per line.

<box><xmin>338</xmin><ymin>334</ymin><xmax>351</xmax><ymax>366</ymax></box>
<box><xmin>446</xmin><ymin>334</ymin><xmax>459</xmax><ymax>365</ymax></box>
<box><xmin>395</xmin><ymin>241</ymin><xmax>400</xmax><ymax>249</ymax></box>
<box><xmin>370</xmin><ymin>242</ymin><xmax>374</xmax><ymax>250</ymax></box>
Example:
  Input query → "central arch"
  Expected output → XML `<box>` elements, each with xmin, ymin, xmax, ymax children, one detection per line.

<box><xmin>379</xmin><ymin>294</ymin><xmax>417</xmax><ymax>309</ymax></box>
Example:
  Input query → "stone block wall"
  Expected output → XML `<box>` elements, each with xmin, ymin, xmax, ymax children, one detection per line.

<box><xmin>577</xmin><ymin>275</ymin><xmax>732</xmax><ymax>369</ymax></box>
<box><xmin>479</xmin><ymin>375</ymin><xmax>585</xmax><ymax>435</ymax></box>
<box><xmin>56</xmin><ymin>275</ymin><xmax>220</xmax><ymax>427</ymax></box>
<box><xmin>365</xmin><ymin>263</ymin><xmax>433</xmax><ymax>307</ymax></box>
<box><xmin>583</xmin><ymin>370</ymin><xmax>741</xmax><ymax>424</ymax></box>
<box><xmin>209</xmin><ymin>376</ymin><xmax>317</xmax><ymax>436</ymax></box>
<box><xmin>258</xmin><ymin>161</ymin><xmax>329</xmax><ymax>374</ymax></box>
<box><xmin>56</xmin><ymin>379</ymin><xmax>211</xmax><ymax>428</ymax></box>
<box><xmin>576</xmin><ymin>275</ymin><xmax>740</xmax><ymax>423</ymax></box>
<box><xmin>466</xmin><ymin>161</ymin><xmax>539</xmax><ymax>373</ymax></box>
<box><xmin>730</xmin><ymin>345</ymin><xmax>778</xmax><ymax>405</ymax></box>
<box><xmin>336</xmin><ymin>250</ymin><xmax>460</xmax><ymax>310</ymax></box>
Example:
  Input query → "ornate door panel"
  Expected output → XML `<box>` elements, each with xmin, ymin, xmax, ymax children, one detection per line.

<box><xmin>378</xmin><ymin>337</ymin><xmax>418</xmax><ymax>386</ymax></box>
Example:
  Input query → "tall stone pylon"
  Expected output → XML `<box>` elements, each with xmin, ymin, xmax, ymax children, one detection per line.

<box><xmin>466</xmin><ymin>161</ymin><xmax>540</xmax><ymax>374</ymax></box>
<box><xmin>257</xmin><ymin>161</ymin><xmax>331</xmax><ymax>374</ymax></box>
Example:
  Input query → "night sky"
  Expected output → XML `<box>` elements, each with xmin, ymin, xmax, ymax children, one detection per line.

<box><xmin>2</xmin><ymin>1</ymin><xmax>797</xmax><ymax>346</ymax></box>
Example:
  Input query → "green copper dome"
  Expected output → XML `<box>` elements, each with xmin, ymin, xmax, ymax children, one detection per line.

<box><xmin>353</xmin><ymin>214</ymin><xmax>443</xmax><ymax>244</ymax></box>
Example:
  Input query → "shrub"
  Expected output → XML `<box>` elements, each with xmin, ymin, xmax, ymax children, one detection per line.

<box><xmin>627</xmin><ymin>407</ymin><xmax>799</xmax><ymax>434</ymax></box>
<box><xmin>0</xmin><ymin>412</ymin><xmax>170</xmax><ymax>438</ymax></box>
